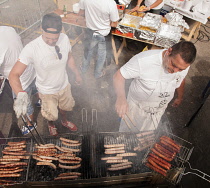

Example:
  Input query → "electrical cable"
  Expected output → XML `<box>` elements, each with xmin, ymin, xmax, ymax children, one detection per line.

<box><xmin>193</xmin><ymin>22</ymin><xmax>210</xmax><ymax>44</ymax></box>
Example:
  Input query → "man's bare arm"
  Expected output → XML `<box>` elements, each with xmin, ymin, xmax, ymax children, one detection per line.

<box><xmin>111</xmin><ymin>21</ymin><xmax>118</xmax><ymax>28</ymax></box>
<box><xmin>67</xmin><ymin>52</ymin><xmax>82</xmax><ymax>85</ymax></box>
<box><xmin>8</xmin><ymin>61</ymin><xmax>27</xmax><ymax>95</ymax></box>
<box><xmin>172</xmin><ymin>79</ymin><xmax>185</xmax><ymax>107</ymax></box>
<box><xmin>113</xmin><ymin>70</ymin><xmax>128</xmax><ymax>118</ymax></box>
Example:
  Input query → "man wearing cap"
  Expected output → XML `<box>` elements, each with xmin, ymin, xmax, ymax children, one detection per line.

<box><xmin>9</xmin><ymin>13</ymin><xmax>82</xmax><ymax>136</ymax></box>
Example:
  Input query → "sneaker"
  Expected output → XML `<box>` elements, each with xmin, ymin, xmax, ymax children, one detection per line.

<box><xmin>48</xmin><ymin>124</ymin><xmax>58</xmax><ymax>136</ymax></box>
<box><xmin>21</xmin><ymin>124</ymin><xmax>37</xmax><ymax>135</ymax></box>
<box><xmin>61</xmin><ymin>121</ymin><xmax>78</xmax><ymax>131</ymax></box>
<box><xmin>35</xmin><ymin>99</ymin><xmax>41</xmax><ymax>108</ymax></box>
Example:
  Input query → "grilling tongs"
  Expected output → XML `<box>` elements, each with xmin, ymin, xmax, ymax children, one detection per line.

<box><xmin>21</xmin><ymin>114</ymin><xmax>45</xmax><ymax>145</ymax></box>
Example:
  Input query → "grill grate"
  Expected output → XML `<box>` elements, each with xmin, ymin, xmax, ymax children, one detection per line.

<box><xmin>0</xmin><ymin>137</ymin><xmax>32</xmax><ymax>185</ymax></box>
<box><xmin>27</xmin><ymin>133</ymin><xmax>91</xmax><ymax>181</ymax></box>
<box><xmin>94</xmin><ymin>132</ymin><xmax>151</xmax><ymax>178</ymax></box>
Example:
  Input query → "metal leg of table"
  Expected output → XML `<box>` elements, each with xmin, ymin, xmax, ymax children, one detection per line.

<box><xmin>111</xmin><ymin>35</ymin><xmax>127</xmax><ymax>65</ymax></box>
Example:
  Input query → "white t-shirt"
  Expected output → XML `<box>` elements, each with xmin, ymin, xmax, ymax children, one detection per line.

<box><xmin>79</xmin><ymin>0</ymin><xmax>119</xmax><ymax>36</ymax></box>
<box><xmin>0</xmin><ymin>26</ymin><xmax>35</xmax><ymax>90</ymax></box>
<box><xmin>145</xmin><ymin>0</ymin><xmax>164</xmax><ymax>9</ymax></box>
<box><xmin>19</xmin><ymin>33</ymin><xmax>71</xmax><ymax>94</ymax></box>
<box><xmin>120</xmin><ymin>49</ymin><xmax>189</xmax><ymax>102</ymax></box>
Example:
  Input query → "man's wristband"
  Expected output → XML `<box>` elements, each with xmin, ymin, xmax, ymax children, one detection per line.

<box><xmin>136</xmin><ymin>4</ymin><xmax>140</xmax><ymax>7</ymax></box>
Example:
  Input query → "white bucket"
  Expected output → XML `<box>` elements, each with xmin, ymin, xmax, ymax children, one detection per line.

<box><xmin>73</xmin><ymin>3</ymin><xmax>80</xmax><ymax>14</ymax></box>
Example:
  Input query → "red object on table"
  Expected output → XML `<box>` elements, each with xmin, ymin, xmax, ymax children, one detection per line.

<box><xmin>117</xmin><ymin>4</ymin><xmax>125</xmax><ymax>10</ymax></box>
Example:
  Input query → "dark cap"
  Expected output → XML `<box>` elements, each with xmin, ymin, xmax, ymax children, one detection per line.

<box><xmin>42</xmin><ymin>13</ymin><xmax>62</xmax><ymax>34</ymax></box>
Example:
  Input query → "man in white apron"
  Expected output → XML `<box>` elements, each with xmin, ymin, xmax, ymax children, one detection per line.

<box><xmin>113</xmin><ymin>41</ymin><xmax>196</xmax><ymax>132</ymax></box>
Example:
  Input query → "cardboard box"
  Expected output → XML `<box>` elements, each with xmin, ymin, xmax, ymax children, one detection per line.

<box><xmin>57</xmin><ymin>0</ymin><xmax>79</xmax><ymax>12</ymax></box>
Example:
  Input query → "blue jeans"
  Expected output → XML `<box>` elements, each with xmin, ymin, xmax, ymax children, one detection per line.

<box><xmin>81</xmin><ymin>29</ymin><xmax>106</xmax><ymax>78</ymax></box>
<box><xmin>13</xmin><ymin>79</ymin><xmax>37</xmax><ymax>116</ymax></box>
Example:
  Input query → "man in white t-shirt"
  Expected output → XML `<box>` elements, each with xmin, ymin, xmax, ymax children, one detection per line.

<box><xmin>0</xmin><ymin>26</ymin><xmax>36</xmax><ymax>135</ymax></box>
<box><xmin>113</xmin><ymin>41</ymin><xmax>197</xmax><ymax>132</ymax></box>
<box><xmin>132</xmin><ymin>0</ymin><xmax>164</xmax><ymax>14</ymax></box>
<box><xmin>79</xmin><ymin>0</ymin><xmax>119</xmax><ymax>78</ymax></box>
<box><xmin>9</xmin><ymin>13</ymin><xmax>82</xmax><ymax>136</ymax></box>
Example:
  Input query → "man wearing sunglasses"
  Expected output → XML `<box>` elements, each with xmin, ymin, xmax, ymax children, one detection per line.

<box><xmin>9</xmin><ymin>13</ymin><xmax>82</xmax><ymax>136</ymax></box>
<box><xmin>113</xmin><ymin>41</ymin><xmax>196</xmax><ymax>132</ymax></box>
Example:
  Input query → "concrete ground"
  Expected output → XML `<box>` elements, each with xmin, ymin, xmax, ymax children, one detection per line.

<box><xmin>0</xmin><ymin>0</ymin><xmax>210</xmax><ymax>187</ymax></box>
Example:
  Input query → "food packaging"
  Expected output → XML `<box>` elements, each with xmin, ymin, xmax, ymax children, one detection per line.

<box><xmin>139</xmin><ymin>13</ymin><xmax>162</xmax><ymax>30</ymax></box>
<box><xmin>154</xmin><ymin>23</ymin><xmax>181</xmax><ymax>48</ymax></box>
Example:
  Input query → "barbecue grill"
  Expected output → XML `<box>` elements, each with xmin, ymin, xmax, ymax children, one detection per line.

<box><xmin>1</xmin><ymin>109</ymin><xmax>209</xmax><ymax>187</ymax></box>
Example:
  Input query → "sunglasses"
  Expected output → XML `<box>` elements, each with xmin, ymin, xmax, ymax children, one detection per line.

<box><xmin>55</xmin><ymin>45</ymin><xmax>62</xmax><ymax>60</ymax></box>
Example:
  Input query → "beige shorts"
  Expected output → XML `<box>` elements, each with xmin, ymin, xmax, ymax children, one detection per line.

<box><xmin>39</xmin><ymin>84</ymin><xmax>75</xmax><ymax>121</ymax></box>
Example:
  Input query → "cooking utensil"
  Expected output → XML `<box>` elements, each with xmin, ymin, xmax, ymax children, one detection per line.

<box><xmin>123</xmin><ymin>113</ymin><xmax>141</xmax><ymax>132</ymax></box>
<box><xmin>21</xmin><ymin>114</ymin><xmax>45</xmax><ymax>145</ymax></box>
<box><xmin>0</xmin><ymin>76</ymin><xmax>6</xmax><ymax>95</ymax></box>
<box><xmin>168</xmin><ymin>161</ymin><xmax>210</xmax><ymax>183</ymax></box>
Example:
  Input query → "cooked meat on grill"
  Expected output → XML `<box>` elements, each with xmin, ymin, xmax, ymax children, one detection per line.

<box><xmin>60</xmin><ymin>137</ymin><xmax>80</xmax><ymax>144</ymax></box>
<box><xmin>108</xmin><ymin>164</ymin><xmax>132</xmax><ymax>171</ymax></box>
<box><xmin>2</xmin><ymin>155</ymin><xmax>29</xmax><ymax>159</ymax></box>
<box><xmin>110</xmin><ymin>162</ymin><xmax>133</xmax><ymax>168</ymax></box>
<box><xmin>33</xmin><ymin>156</ymin><xmax>52</xmax><ymax>163</ymax></box>
<box><xmin>54</xmin><ymin>175</ymin><xmax>79</xmax><ymax>180</ymax></box>
<box><xmin>104</xmin><ymin>144</ymin><xmax>125</xmax><ymax>148</ymax></box>
<box><xmin>58</xmin><ymin>163</ymin><xmax>81</xmax><ymax>169</ymax></box>
<box><xmin>58</xmin><ymin>159</ymin><xmax>81</xmax><ymax>164</ymax></box>
<box><xmin>36</xmin><ymin>162</ymin><xmax>56</xmax><ymax>170</ymax></box>
<box><xmin>58</xmin><ymin>172</ymin><xmax>81</xmax><ymax>177</ymax></box>
<box><xmin>116</xmin><ymin>153</ymin><xmax>137</xmax><ymax>157</ymax></box>
<box><xmin>7</xmin><ymin>141</ymin><xmax>26</xmax><ymax>146</ymax></box>
<box><xmin>61</xmin><ymin>141</ymin><xmax>81</xmax><ymax>147</ymax></box>
<box><xmin>0</xmin><ymin>173</ymin><xmax>21</xmax><ymax>177</ymax></box>
<box><xmin>0</xmin><ymin>168</ymin><xmax>24</xmax><ymax>174</ymax></box>
<box><xmin>0</xmin><ymin>158</ymin><xmax>21</xmax><ymax>162</ymax></box>
<box><xmin>106</xmin><ymin>159</ymin><xmax>128</xmax><ymax>163</ymax></box>
<box><xmin>105</xmin><ymin>150</ymin><xmax>125</xmax><ymax>154</ymax></box>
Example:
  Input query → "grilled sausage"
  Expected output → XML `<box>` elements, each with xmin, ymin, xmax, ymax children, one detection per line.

<box><xmin>59</xmin><ymin>156</ymin><xmax>82</xmax><ymax>161</ymax></box>
<box><xmin>108</xmin><ymin>165</ymin><xmax>132</xmax><ymax>171</ymax></box>
<box><xmin>56</xmin><ymin>153</ymin><xmax>76</xmax><ymax>157</ymax></box>
<box><xmin>54</xmin><ymin>175</ymin><xmax>79</xmax><ymax>180</ymax></box>
<box><xmin>160</xmin><ymin>140</ymin><xmax>179</xmax><ymax>153</ymax></box>
<box><xmin>116</xmin><ymin>153</ymin><xmax>137</xmax><ymax>157</ymax></box>
<box><xmin>0</xmin><ymin>173</ymin><xmax>21</xmax><ymax>177</ymax></box>
<box><xmin>148</xmin><ymin>156</ymin><xmax>170</xmax><ymax>170</ymax></box>
<box><xmin>110</xmin><ymin>162</ymin><xmax>133</xmax><ymax>168</ymax></box>
<box><xmin>105</xmin><ymin>150</ymin><xmax>125</xmax><ymax>154</ymax></box>
<box><xmin>0</xmin><ymin>168</ymin><xmax>24</xmax><ymax>174</ymax></box>
<box><xmin>7</xmin><ymin>141</ymin><xmax>26</xmax><ymax>146</ymax></box>
<box><xmin>155</xmin><ymin>143</ymin><xmax>175</xmax><ymax>158</ymax></box>
<box><xmin>2</xmin><ymin>151</ymin><xmax>27</xmax><ymax>156</ymax></box>
<box><xmin>149</xmin><ymin>153</ymin><xmax>171</xmax><ymax>168</ymax></box>
<box><xmin>1</xmin><ymin>162</ymin><xmax>27</xmax><ymax>167</ymax></box>
<box><xmin>154</xmin><ymin>145</ymin><xmax>174</xmax><ymax>159</ymax></box>
<box><xmin>58</xmin><ymin>172</ymin><xmax>81</xmax><ymax>177</ymax></box>
<box><xmin>160</xmin><ymin>136</ymin><xmax>180</xmax><ymax>151</ymax></box>
<box><xmin>61</xmin><ymin>141</ymin><xmax>81</xmax><ymax>147</ymax></box>
<box><xmin>151</xmin><ymin>148</ymin><xmax>172</xmax><ymax>162</ymax></box>
<box><xmin>58</xmin><ymin>159</ymin><xmax>80</xmax><ymax>164</ymax></box>
<box><xmin>3</xmin><ymin>148</ymin><xmax>24</xmax><ymax>152</ymax></box>
<box><xmin>146</xmin><ymin>162</ymin><xmax>166</xmax><ymax>176</ymax></box>
<box><xmin>36</xmin><ymin>162</ymin><xmax>56</xmax><ymax>169</ymax></box>
<box><xmin>4</xmin><ymin>145</ymin><xmax>26</xmax><ymax>149</ymax></box>
<box><xmin>38</xmin><ymin>156</ymin><xmax>58</xmax><ymax>160</ymax></box>
<box><xmin>3</xmin><ymin>155</ymin><xmax>29</xmax><ymax>159</ymax></box>
<box><xmin>33</xmin><ymin>156</ymin><xmax>52</xmax><ymax>162</ymax></box>
<box><xmin>106</xmin><ymin>159</ymin><xmax>128</xmax><ymax>163</ymax></box>
<box><xmin>105</xmin><ymin>147</ymin><xmax>125</xmax><ymax>151</ymax></box>
<box><xmin>104</xmin><ymin>144</ymin><xmax>125</xmax><ymax>148</ymax></box>
<box><xmin>60</xmin><ymin>137</ymin><xmax>79</xmax><ymax>144</ymax></box>
<box><xmin>0</xmin><ymin>158</ymin><xmax>20</xmax><ymax>162</ymax></box>
<box><xmin>160</xmin><ymin>136</ymin><xmax>181</xmax><ymax>150</ymax></box>
<box><xmin>59</xmin><ymin>163</ymin><xmax>81</xmax><ymax>169</ymax></box>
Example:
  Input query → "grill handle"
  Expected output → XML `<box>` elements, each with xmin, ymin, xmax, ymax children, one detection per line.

<box><xmin>182</xmin><ymin>161</ymin><xmax>210</xmax><ymax>183</ymax></box>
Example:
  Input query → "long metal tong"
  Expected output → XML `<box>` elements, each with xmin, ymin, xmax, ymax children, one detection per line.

<box><xmin>21</xmin><ymin>114</ymin><xmax>45</xmax><ymax>145</ymax></box>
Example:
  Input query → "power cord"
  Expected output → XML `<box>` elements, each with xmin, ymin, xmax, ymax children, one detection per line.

<box><xmin>194</xmin><ymin>21</ymin><xmax>210</xmax><ymax>44</ymax></box>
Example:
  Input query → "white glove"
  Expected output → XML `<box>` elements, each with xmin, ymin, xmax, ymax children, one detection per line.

<box><xmin>13</xmin><ymin>92</ymin><xmax>29</xmax><ymax>118</ymax></box>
